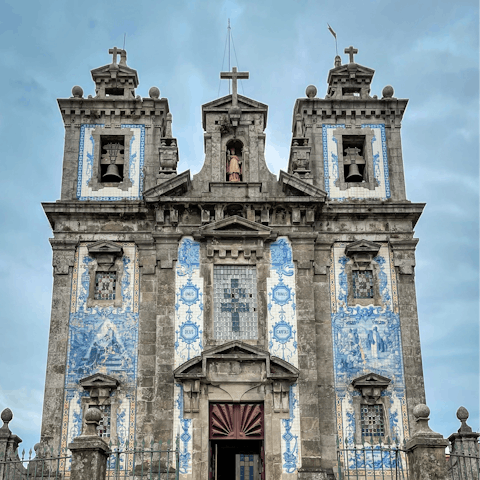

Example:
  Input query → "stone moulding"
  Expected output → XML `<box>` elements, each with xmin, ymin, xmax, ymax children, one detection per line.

<box><xmin>143</xmin><ymin>170</ymin><xmax>191</xmax><ymax>200</ymax></box>
<box><xmin>279</xmin><ymin>170</ymin><xmax>327</xmax><ymax>199</ymax></box>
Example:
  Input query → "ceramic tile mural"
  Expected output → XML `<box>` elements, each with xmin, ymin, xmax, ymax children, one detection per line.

<box><xmin>213</xmin><ymin>266</ymin><xmax>258</xmax><ymax>340</ymax></box>
<box><xmin>76</xmin><ymin>124</ymin><xmax>145</xmax><ymax>200</ymax></box>
<box><xmin>173</xmin><ymin>237</ymin><xmax>204</xmax><ymax>474</ymax></box>
<box><xmin>330</xmin><ymin>243</ymin><xmax>409</xmax><ymax>471</ymax></box>
<box><xmin>60</xmin><ymin>243</ymin><xmax>139</xmax><ymax>468</ymax></box>
<box><xmin>322</xmin><ymin>124</ymin><xmax>390</xmax><ymax>200</ymax></box>
<box><xmin>267</xmin><ymin>237</ymin><xmax>301</xmax><ymax>473</ymax></box>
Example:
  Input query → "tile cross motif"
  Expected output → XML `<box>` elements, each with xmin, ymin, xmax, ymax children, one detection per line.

<box><xmin>221</xmin><ymin>279</ymin><xmax>250</xmax><ymax>332</ymax></box>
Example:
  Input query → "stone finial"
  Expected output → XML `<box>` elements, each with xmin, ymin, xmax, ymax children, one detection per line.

<box><xmin>412</xmin><ymin>404</ymin><xmax>442</xmax><ymax>438</ymax></box>
<box><xmin>72</xmin><ymin>86</ymin><xmax>84</xmax><ymax>98</ymax></box>
<box><xmin>382</xmin><ymin>85</ymin><xmax>394</xmax><ymax>99</ymax></box>
<box><xmin>149</xmin><ymin>86</ymin><xmax>160</xmax><ymax>99</ymax></box>
<box><xmin>334</xmin><ymin>55</ymin><xmax>341</xmax><ymax>67</ymax></box>
<box><xmin>305</xmin><ymin>85</ymin><xmax>317</xmax><ymax>99</ymax></box>
<box><xmin>456</xmin><ymin>406</ymin><xmax>473</xmax><ymax>433</ymax></box>
<box><xmin>83</xmin><ymin>407</ymin><xmax>102</xmax><ymax>436</ymax></box>
<box><xmin>0</xmin><ymin>408</ymin><xmax>13</xmax><ymax>432</ymax></box>
<box><xmin>165</xmin><ymin>112</ymin><xmax>173</xmax><ymax>138</ymax></box>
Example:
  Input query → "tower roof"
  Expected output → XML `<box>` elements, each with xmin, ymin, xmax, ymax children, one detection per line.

<box><xmin>90</xmin><ymin>47</ymin><xmax>139</xmax><ymax>99</ymax></box>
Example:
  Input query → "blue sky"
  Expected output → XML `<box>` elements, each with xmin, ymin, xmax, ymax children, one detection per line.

<box><xmin>0</xmin><ymin>0</ymin><xmax>478</xmax><ymax>452</ymax></box>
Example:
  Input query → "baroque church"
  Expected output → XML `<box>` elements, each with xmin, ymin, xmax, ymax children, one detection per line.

<box><xmin>40</xmin><ymin>46</ymin><xmax>426</xmax><ymax>480</ymax></box>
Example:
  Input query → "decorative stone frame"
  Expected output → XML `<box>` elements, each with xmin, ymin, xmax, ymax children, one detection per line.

<box><xmin>79</xmin><ymin>373</ymin><xmax>120</xmax><ymax>440</ymax></box>
<box><xmin>345</xmin><ymin>240</ymin><xmax>382</xmax><ymax>307</ymax></box>
<box><xmin>351</xmin><ymin>373</ymin><xmax>392</xmax><ymax>444</ymax></box>
<box><xmin>333</xmin><ymin>127</ymin><xmax>377</xmax><ymax>191</ymax></box>
<box><xmin>221</xmin><ymin>133</ymin><xmax>249</xmax><ymax>183</ymax></box>
<box><xmin>86</xmin><ymin>241</ymin><xmax>124</xmax><ymax>308</ymax></box>
<box><xmin>89</xmin><ymin>126</ymin><xmax>134</xmax><ymax>191</ymax></box>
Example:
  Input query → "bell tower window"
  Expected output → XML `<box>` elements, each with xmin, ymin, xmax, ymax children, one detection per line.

<box><xmin>100</xmin><ymin>135</ymin><xmax>125</xmax><ymax>183</ymax></box>
<box><xmin>226</xmin><ymin>139</ymin><xmax>243</xmax><ymax>182</ymax></box>
<box><xmin>352</xmin><ymin>270</ymin><xmax>374</xmax><ymax>299</ymax></box>
<box><xmin>342</xmin><ymin>135</ymin><xmax>366</xmax><ymax>183</ymax></box>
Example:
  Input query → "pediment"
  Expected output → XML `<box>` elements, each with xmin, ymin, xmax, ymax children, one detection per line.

<box><xmin>352</xmin><ymin>372</ymin><xmax>391</xmax><ymax>389</ymax></box>
<box><xmin>91</xmin><ymin>63</ymin><xmax>139</xmax><ymax>84</ymax></box>
<box><xmin>79</xmin><ymin>373</ymin><xmax>119</xmax><ymax>389</ymax></box>
<box><xmin>87</xmin><ymin>241</ymin><xmax>123</xmax><ymax>257</ymax></box>
<box><xmin>329</xmin><ymin>63</ymin><xmax>375</xmax><ymax>77</ymax></box>
<box><xmin>198</xmin><ymin>215</ymin><xmax>273</xmax><ymax>238</ymax></box>
<box><xmin>143</xmin><ymin>170</ymin><xmax>191</xmax><ymax>201</ymax></box>
<box><xmin>203</xmin><ymin>94</ymin><xmax>268</xmax><ymax>111</ymax></box>
<box><xmin>174</xmin><ymin>341</ymin><xmax>298</xmax><ymax>381</ymax></box>
<box><xmin>345</xmin><ymin>240</ymin><xmax>382</xmax><ymax>257</ymax></box>
<box><xmin>279</xmin><ymin>170</ymin><xmax>327</xmax><ymax>199</ymax></box>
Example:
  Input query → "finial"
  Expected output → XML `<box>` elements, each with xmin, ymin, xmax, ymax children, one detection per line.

<box><xmin>149</xmin><ymin>87</ymin><xmax>160</xmax><ymax>99</ymax></box>
<box><xmin>83</xmin><ymin>407</ymin><xmax>102</xmax><ymax>436</ymax></box>
<box><xmin>334</xmin><ymin>55</ymin><xmax>341</xmax><ymax>67</ymax></box>
<box><xmin>456</xmin><ymin>406</ymin><xmax>473</xmax><ymax>433</ymax></box>
<box><xmin>412</xmin><ymin>404</ymin><xmax>441</xmax><ymax>438</ymax></box>
<box><xmin>382</xmin><ymin>85</ymin><xmax>394</xmax><ymax>99</ymax></box>
<box><xmin>71</xmin><ymin>86</ymin><xmax>83</xmax><ymax>98</ymax></box>
<box><xmin>344</xmin><ymin>45</ymin><xmax>358</xmax><ymax>64</ymax></box>
<box><xmin>305</xmin><ymin>85</ymin><xmax>317</xmax><ymax>99</ymax></box>
<box><xmin>0</xmin><ymin>408</ymin><xmax>12</xmax><ymax>433</ymax></box>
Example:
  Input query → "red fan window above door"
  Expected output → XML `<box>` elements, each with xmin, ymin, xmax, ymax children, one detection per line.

<box><xmin>209</xmin><ymin>403</ymin><xmax>264</xmax><ymax>440</ymax></box>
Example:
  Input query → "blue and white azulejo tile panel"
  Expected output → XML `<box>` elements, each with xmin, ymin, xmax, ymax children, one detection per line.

<box><xmin>322</xmin><ymin>124</ymin><xmax>390</xmax><ymax>200</ymax></box>
<box><xmin>76</xmin><ymin>124</ymin><xmax>145</xmax><ymax>200</ymax></box>
<box><xmin>330</xmin><ymin>243</ymin><xmax>409</xmax><ymax>456</ymax></box>
<box><xmin>267</xmin><ymin>237</ymin><xmax>301</xmax><ymax>473</ymax></box>
<box><xmin>61</xmin><ymin>243</ymin><xmax>139</xmax><ymax>460</ymax></box>
<box><xmin>174</xmin><ymin>237</ymin><xmax>204</xmax><ymax>369</ymax></box>
<box><xmin>173</xmin><ymin>383</ymin><xmax>193</xmax><ymax>475</ymax></box>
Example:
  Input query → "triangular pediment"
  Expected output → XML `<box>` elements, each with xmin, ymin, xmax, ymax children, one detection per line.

<box><xmin>345</xmin><ymin>240</ymin><xmax>382</xmax><ymax>257</ymax></box>
<box><xmin>174</xmin><ymin>341</ymin><xmax>298</xmax><ymax>381</ymax></box>
<box><xmin>198</xmin><ymin>215</ymin><xmax>273</xmax><ymax>238</ymax></box>
<box><xmin>79</xmin><ymin>373</ymin><xmax>119</xmax><ymax>389</ymax></box>
<box><xmin>87</xmin><ymin>241</ymin><xmax>123</xmax><ymax>257</ymax></box>
<box><xmin>329</xmin><ymin>63</ymin><xmax>375</xmax><ymax>77</ymax></box>
<box><xmin>352</xmin><ymin>372</ymin><xmax>391</xmax><ymax>389</ymax></box>
<box><xmin>143</xmin><ymin>170</ymin><xmax>191</xmax><ymax>201</ymax></box>
<box><xmin>91</xmin><ymin>63</ymin><xmax>139</xmax><ymax>84</ymax></box>
<box><xmin>279</xmin><ymin>171</ymin><xmax>327</xmax><ymax>198</ymax></box>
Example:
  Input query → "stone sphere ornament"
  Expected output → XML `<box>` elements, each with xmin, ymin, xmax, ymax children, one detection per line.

<box><xmin>413</xmin><ymin>404</ymin><xmax>430</xmax><ymax>419</ymax></box>
<box><xmin>305</xmin><ymin>85</ymin><xmax>317</xmax><ymax>99</ymax></box>
<box><xmin>456</xmin><ymin>406</ymin><xmax>469</xmax><ymax>421</ymax></box>
<box><xmin>85</xmin><ymin>407</ymin><xmax>102</xmax><ymax>423</ymax></box>
<box><xmin>71</xmin><ymin>85</ymin><xmax>84</xmax><ymax>98</ymax></box>
<box><xmin>382</xmin><ymin>85</ymin><xmax>394</xmax><ymax>98</ymax></box>
<box><xmin>149</xmin><ymin>86</ymin><xmax>160</xmax><ymax>99</ymax></box>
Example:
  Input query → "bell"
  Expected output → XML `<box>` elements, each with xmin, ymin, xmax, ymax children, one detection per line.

<box><xmin>102</xmin><ymin>163</ymin><xmax>122</xmax><ymax>181</ymax></box>
<box><xmin>346</xmin><ymin>163</ymin><xmax>363</xmax><ymax>182</ymax></box>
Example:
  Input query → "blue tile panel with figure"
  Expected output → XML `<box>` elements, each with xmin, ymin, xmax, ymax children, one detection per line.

<box><xmin>330</xmin><ymin>243</ymin><xmax>409</xmax><ymax>471</ymax></box>
<box><xmin>60</xmin><ymin>244</ymin><xmax>139</xmax><ymax>469</ymax></box>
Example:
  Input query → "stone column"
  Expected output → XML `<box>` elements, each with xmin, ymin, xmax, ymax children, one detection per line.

<box><xmin>68</xmin><ymin>408</ymin><xmax>110</xmax><ymax>480</ymax></box>
<box><xmin>448</xmin><ymin>406</ymin><xmax>479</xmax><ymax>480</ymax></box>
<box><xmin>405</xmin><ymin>404</ymin><xmax>449</xmax><ymax>480</ymax></box>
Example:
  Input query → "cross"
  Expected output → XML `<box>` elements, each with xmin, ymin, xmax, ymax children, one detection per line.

<box><xmin>221</xmin><ymin>279</ymin><xmax>250</xmax><ymax>333</ymax></box>
<box><xmin>344</xmin><ymin>45</ymin><xmax>358</xmax><ymax>64</ymax></box>
<box><xmin>109</xmin><ymin>47</ymin><xmax>119</xmax><ymax>65</ymax></box>
<box><xmin>220</xmin><ymin>67</ymin><xmax>249</xmax><ymax>107</ymax></box>
<box><xmin>108</xmin><ymin>47</ymin><xmax>126</xmax><ymax>65</ymax></box>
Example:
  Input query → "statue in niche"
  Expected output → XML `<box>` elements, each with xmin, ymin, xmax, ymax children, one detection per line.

<box><xmin>226</xmin><ymin>147</ymin><xmax>242</xmax><ymax>182</ymax></box>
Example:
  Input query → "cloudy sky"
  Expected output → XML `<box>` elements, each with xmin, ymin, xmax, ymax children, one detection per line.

<box><xmin>0</xmin><ymin>0</ymin><xmax>478</xmax><ymax>452</ymax></box>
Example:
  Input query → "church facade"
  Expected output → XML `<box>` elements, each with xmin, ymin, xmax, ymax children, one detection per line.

<box><xmin>40</xmin><ymin>46</ymin><xmax>426</xmax><ymax>479</ymax></box>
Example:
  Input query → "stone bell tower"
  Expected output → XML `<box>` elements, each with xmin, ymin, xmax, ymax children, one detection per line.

<box><xmin>40</xmin><ymin>45</ymin><xmax>426</xmax><ymax>480</ymax></box>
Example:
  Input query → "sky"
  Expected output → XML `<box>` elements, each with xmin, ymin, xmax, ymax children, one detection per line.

<box><xmin>0</xmin><ymin>0</ymin><xmax>478</xmax><ymax>453</ymax></box>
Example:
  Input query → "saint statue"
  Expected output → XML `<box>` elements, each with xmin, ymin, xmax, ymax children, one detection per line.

<box><xmin>227</xmin><ymin>147</ymin><xmax>242</xmax><ymax>182</ymax></box>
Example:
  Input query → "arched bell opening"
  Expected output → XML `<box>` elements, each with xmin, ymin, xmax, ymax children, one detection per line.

<box><xmin>226</xmin><ymin>139</ymin><xmax>244</xmax><ymax>182</ymax></box>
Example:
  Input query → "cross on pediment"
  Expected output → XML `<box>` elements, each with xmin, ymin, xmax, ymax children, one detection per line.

<box><xmin>345</xmin><ymin>45</ymin><xmax>358</xmax><ymax>63</ymax></box>
<box><xmin>220</xmin><ymin>67</ymin><xmax>249</xmax><ymax>107</ymax></box>
<box><xmin>108</xmin><ymin>47</ymin><xmax>127</xmax><ymax>66</ymax></box>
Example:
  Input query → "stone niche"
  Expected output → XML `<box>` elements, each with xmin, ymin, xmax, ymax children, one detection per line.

<box><xmin>174</xmin><ymin>341</ymin><xmax>299</xmax><ymax>415</ymax></box>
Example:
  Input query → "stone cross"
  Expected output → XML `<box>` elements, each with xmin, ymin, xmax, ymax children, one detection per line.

<box><xmin>344</xmin><ymin>45</ymin><xmax>358</xmax><ymax>63</ymax></box>
<box><xmin>108</xmin><ymin>47</ymin><xmax>127</xmax><ymax>66</ymax></box>
<box><xmin>109</xmin><ymin>47</ymin><xmax>120</xmax><ymax>65</ymax></box>
<box><xmin>220</xmin><ymin>67</ymin><xmax>249</xmax><ymax>107</ymax></box>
